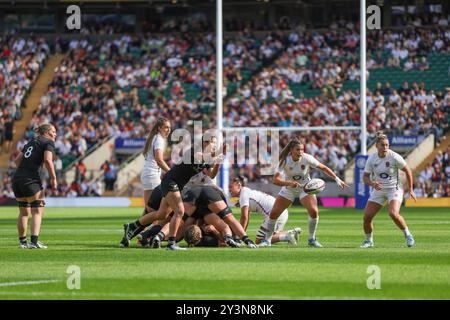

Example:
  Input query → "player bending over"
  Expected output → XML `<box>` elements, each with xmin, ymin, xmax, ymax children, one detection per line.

<box><xmin>360</xmin><ymin>132</ymin><xmax>416</xmax><ymax>248</ymax></box>
<box><xmin>261</xmin><ymin>138</ymin><xmax>349</xmax><ymax>247</ymax></box>
<box><xmin>229</xmin><ymin>176</ymin><xmax>301</xmax><ymax>245</ymax></box>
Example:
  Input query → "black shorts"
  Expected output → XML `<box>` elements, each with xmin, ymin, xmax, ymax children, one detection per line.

<box><xmin>160</xmin><ymin>178</ymin><xmax>181</xmax><ymax>197</ymax></box>
<box><xmin>147</xmin><ymin>185</ymin><xmax>163</xmax><ymax>211</ymax></box>
<box><xmin>197</xmin><ymin>234</ymin><xmax>219</xmax><ymax>247</ymax></box>
<box><xmin>191</xmin><ymin>204</ymin><xmax>213</xmax><ymax>219</ymax></box>
<box><xmin>182</xmin><ymin>186</ymin><xmax>226</xmax><ymax>207</ymax></box>
<box><xmin>12</xmin><ymin>177</ymin><xmax>43</xmax><ymax>198</ymax></box>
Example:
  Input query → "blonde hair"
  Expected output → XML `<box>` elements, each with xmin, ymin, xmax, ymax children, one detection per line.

<box><xmin>279</xmin><ymin>138</ymin><xmax>303</xmax><ymax>168</ymax></box>
<box><xmin>33</xmin><ymin>123</ymin><xmax>54</xmax><ymax>136</ymax></box>
<box><xmin>143</xmin><ymin>117</ymin><xmax>169</xmax><ymax>159</ymax></box>
<box><xmin>375</xmin><ymin>131</ymin><xmax>388</xmax><ymax>144</ymax></box>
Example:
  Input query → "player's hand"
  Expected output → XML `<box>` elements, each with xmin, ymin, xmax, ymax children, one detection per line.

<box><xmin>214</xmin><ymin>154</ymin><xmax>224</xmax><ymax>165</ymax></box>
<box><xmin>50</xmin><ymin>178</ymin><xmax>58</xmax><ymax>191</ymax></box>
<box><xmin>408</xmin><ymin>190</ymin><xmax>417</xmax><ymax>202</ymax></box>
<box><xmin>289</xmin><ymin>181</ymin><xmax>301</xmax><ymax>188</ymax></box>
<box><xmin>335</xmin><ymin>177</ymin><xmax>349</xmax><ymax>189</ymax></box>
<box><xmin>371</xmin><ymin>181</ymin><xmax>382</xmax><ymax>191</ymax></box>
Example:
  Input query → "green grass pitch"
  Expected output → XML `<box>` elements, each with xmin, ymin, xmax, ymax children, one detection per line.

<box><xmin>0</xmin><ymin>206</ymin><xmax>449</xmax><ymax>300</ymax></box>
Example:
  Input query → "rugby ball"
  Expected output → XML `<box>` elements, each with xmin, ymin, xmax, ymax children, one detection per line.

<box><xmin>303</xmin><ymin>178</ymin><xmax>326</xmax><ymax>195</ymax></box>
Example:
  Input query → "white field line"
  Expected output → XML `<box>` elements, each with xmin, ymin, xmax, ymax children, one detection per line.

<box><xmin>0</xmin><ymin>290</ymin><xmax>384</xmax><ymax>300</ymax></box>
<box><xmin>0</xmin><ymin>279</ymin><xmax>60</xmax><ymax>287</ymax></box>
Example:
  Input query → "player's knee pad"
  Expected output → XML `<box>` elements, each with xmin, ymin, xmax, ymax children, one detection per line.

<box><xmin>17</xmin><ymin>201</ymin><xmax>31</xmax><ymax>208</ymax></box>
<box><xmin>217</xmin><ymin>207</ymin><xmax>232</xmax><ymax>219</ymax></box>
<box><xmin>30</xmin><ymin>200</ymin><xmax>45</xmax><ymax>208</ymax></box>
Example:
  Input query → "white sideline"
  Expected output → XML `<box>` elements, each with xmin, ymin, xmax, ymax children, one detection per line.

<box><xmin>0</xmin><ymin>279</ymin><xmax>60</xmax><ymax>287</ymax></box>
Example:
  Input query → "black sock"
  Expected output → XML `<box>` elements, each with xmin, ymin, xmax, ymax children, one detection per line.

<box><xmin>168</xmin><ymin>236</ymin><xmax>176</xmax><ymax>245</ymax></box>
<box><xmin>132</xmin><ymin>220</ymin><xmax>143</xmax><ymax>229</ymax></box>
<box><xmin>31</xmin><ymin>235</ymin><xmax>38</xmax><ymax>244</ymax></box>
<box><xmin>19</xmin><ymin>236</ymin><xmax>27</xmax><ymax>243</ymax></box>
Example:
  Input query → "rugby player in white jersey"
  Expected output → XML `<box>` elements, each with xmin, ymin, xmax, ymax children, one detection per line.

<box><xmin>229</xmin><ymin>176</ymin><xmax>302</xmax><ymax>245</ymax></box>
<box><xmin>361</xmin><ymin>132</ymin><xmax>416</xmax><ymax>248</ymax></box>
<box><xmin>261</xmin><ymin>138</ymin><xmax>349</xmax><ymax>247</ymax></box>
<box><xmin>141</xmin><ymin>117</ymin><xmax>171</xmax><ymax>212</ymax></box>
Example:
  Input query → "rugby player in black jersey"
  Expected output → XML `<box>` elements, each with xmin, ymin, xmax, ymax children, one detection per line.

<box><xmin>12</xmin><ymin>124</ymin><xmax>57</xmax><ymax>249</ymax></box>
<box><xmin>120</xmin><ymin>136</ymin><xmax>221</xmax><ymax>250</ymax></box>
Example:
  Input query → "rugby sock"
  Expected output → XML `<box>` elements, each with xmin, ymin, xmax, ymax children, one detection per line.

<box><xmin>31</xmin><ymin>235</ymin><xmax>38</xmax><ymax>245</ymax></box>
<box><xmin>168</xmin><ymin>236</ymin><xmax>176</xmax><ymax>245</ymax></box>
<box><xmin>279</xmin><ymin>233</ymin><xmax>290</xmax><ymax>241</ymax></box>
<box><xmin>156</xmin><ymin>231</ymin><xmax>165</xmax><ymax>241</ymax></box>
<box><xmin>132</xmin><ymin>220</ymin><xmax>143</xmax><ymax>229</ymax></box>
<box><xmin>19</xmin><ymin>236</ymin><xmax>27</xmax><ymax>244</ymax></box>
<box><xmin>402</xmin><ymin>228</ymin><xmax>412</xmax><ymax>237</ymax></box>
<box><xmin>308</xmin><ymin>217</ymin><xmax>319</xmax><ymax>240</ymax></box>
<box><xmin>366</xmin><ymin>233</ymin><xmax>373</xmax><ymax>242</ymax></box>
<box><xmin>264</xmin><ymin>219</ymin><xmax>277</xmax><ymax>241</ymax></box>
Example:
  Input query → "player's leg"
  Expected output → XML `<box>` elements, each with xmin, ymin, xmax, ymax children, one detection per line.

<box><xmin>165</xmin><ymin>190</ymin><xmax>187</xmax><ymax>250</ymax></box>
<box><xmin>387</xmin><ymin>198</ymin><xmax>414</xmax><ymax>247</ymax></box>
<box><xmin>208</xmin><ymin>201</ymin><xmax>256</xmax><ymax>248</ymax></box>
<box><xmin>262</xmin><ymin>195</ymin><xmax>293</xmax><ymax>245</ymax></box>
<box><xmin>143</xmin><ymin>189</ymin><xmax>153</xmax><ymax>213</ymax></box>
<box><xmin>16</xmin><ymin>197</ymin><xmax>31</xmax><ymax>248</ymax></box>
<box><xmin>26</xmin><ymin>190</ymin><xmax>47</xmax><ymax>249</ymax></box>
<box><xmin>203</xmin><ymin>214</ymin><xmax>235</xmax><ymax>247</ymax></box>
<box><xmin>300</xmin><ymin>193</ymin><xmax>322</xmax><ymax>247</ymax></box>
<box><xmin>361</xmin><ymin>201</ymin><xmax>383</xmax><ymax>248</ymax></box>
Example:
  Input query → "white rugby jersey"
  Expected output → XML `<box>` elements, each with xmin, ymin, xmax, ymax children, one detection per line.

<box><xmin>238</xmin><ymin>187</ymin><xmax>275</xmax><ymax>217</ymax></box>
<box><xmin>143</xmin><ymin>133</ymin><xmax>166</xmax><ymax>175</ymax></box>
<box><xmin>364</xmin><ymin>150</ymin><xmax>407</xmax><ymax>189</ymax></box>
<box><xmin>277</xmin><ymin>153</ymin><xmax>321</xmax><ymax>188</ymax></box>
<box><xmin>183</xmin><ymin>171</ymin><xmax>215</xmax><ymax>191</ymax></box>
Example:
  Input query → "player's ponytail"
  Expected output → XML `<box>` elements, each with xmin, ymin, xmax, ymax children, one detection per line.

<box><xmin>34</xmin><ymin>123</ymin><xmax>54</xmax><ymax>136</ymax></box>
<box><xmin>143</xmin><ymin>117</ymin><xmax>169</xmax><ymax>159</ymax></box>
<box><xmin>278</xmin><ymin>138</ymin><xmax>302</xmax><ymax>168</ymax></box>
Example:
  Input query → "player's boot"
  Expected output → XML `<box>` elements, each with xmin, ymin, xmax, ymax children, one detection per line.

<box><xmin>292</xmin><ymin>227</ymin><xmax>302</xmax><ymax>243</ymax></box>
<box><xmin>119</xmin><ymin>223</ymin><xmax>133</xmax><ymax>248</ymax></box>
<box><xmin>286</xmin><ymin>232</ymin><xmax>298</xmax><ymax>246</ymax></box>
<box><xmin>166</xmin><ymin>242</ymin><xmax>186</xmax><ymax>251</ymax></box>
<box><xmin>151</xmin><ymin>235</ymin><xmax>162</xmax><ymax>249</ymax></box>
<box><xmin>225</xmin><ymin>236</ymin><xmax>242</xmax><ymax>248</ymax></box>
<box><xmin>360</xmin><ymin>239</ymin><xmax>374</xmax><ymax>248</ymax></box>
<box><xmin>28</xmin><ymin>241</ymin><xmax>47</xmax><ymax>249</ymax></box>
<box><xmin>19</xmin><ymin>241</ymin><xmax>29</xmax><ymax>249</ymax></box>
<box><xmin>258</xmin><ymin>239</ymin><xmax>271</xmax><ymax>247</ymax></box>
<box><xmin>406</xmin><ymin>234</ymin><xmax>415</xmax><ymax>247</ymax></box>
<box><xmin>308</xmin><ymin>238</ymin><xmax>323</xmax><ymax>248</ymax></box>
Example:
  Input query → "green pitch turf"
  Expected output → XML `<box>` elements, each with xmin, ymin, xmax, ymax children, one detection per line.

<box><xmin>0</xmin><ymin>206</ymin><xmax>449</xmax><ymax>300</ymax></box>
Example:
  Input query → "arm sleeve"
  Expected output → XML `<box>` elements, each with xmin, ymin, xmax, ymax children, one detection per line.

<box><xmin>45</xmin><ymin>141</ymin><xmax>56</xmax><ymax>154</ymax></box>
<box><xmin>363</xmin><ymin>157</ymin><xmax>372</xmax><ymax>173</ymax></box>
<box><xmin>394</xmin><ymin>152</ymin><xmax>407</xmax><ymax>169</ymax></box>
<box><xmin>153</xmin><ymin>136</ymin><xmax>165</xmax><ymax>151</ymax></box>
<box><xmin>239</xmin><ymin>188</ymin><xmax>250</xmax><ymax>208</ymax></box>
<box><xmin>305</xmin><ymin>153</ymin><xmax>320</xmax><ymax>168</ymax></box>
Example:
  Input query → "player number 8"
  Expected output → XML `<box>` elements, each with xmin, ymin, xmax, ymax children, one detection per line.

<box><xmin>24</xmin><ymin>146</ymin><xmax>33</xmax><ymax>158</ymax></box>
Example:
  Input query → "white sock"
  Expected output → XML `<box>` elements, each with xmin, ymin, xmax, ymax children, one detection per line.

<box><xmin>403</xmin><ymin>228</ymin><xmax>411</xmax><ymax>237</ymax></box>
<box><xmin>279</xmin><ymin>233</ymin><xmax>290</xmax><ymax>241</ymax></box>
<box><xmin>265</xmin><ymin>219</ymin><xmax>277</xmax><ymax>242</ymax></box>
<box><xmin>366</xmin><ymin>233</ymin><xmax>373</xmax><ymax>242</ymax></box>
<box><xmin>308</xmin><ymin>216</ymin><xmax>319</xmax><ymax>241</ymax></box>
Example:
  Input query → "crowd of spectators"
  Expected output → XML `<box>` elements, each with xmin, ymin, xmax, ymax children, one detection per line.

<box><xmin>414</xmin><ymin>148</ymin><xmax>449</xmax><ymax>198</ymax></box>
<box><xmin>0</xmin><ymin>36</ymin><xmax>50</xmax><ymax>154</ymax></box>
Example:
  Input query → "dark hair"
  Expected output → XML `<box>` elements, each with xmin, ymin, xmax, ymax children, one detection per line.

<box><xmin>279</xmin><ymin>138</ymin><xmax>303</xmax><ymax>168</ymax></box>
<box><xmin>33</xmin><ymin>123</ymin><xmax>54</xmax><ymax>136</ymax></box>
<box><xmin>143</xmin><ymin>117</ymin><xmax>170</xmax><ymax>159</ymax></box>
<box><xmin>232</xmin><ymin>175</ymin><xmax>248</xmax><ymax>186</ymax></box>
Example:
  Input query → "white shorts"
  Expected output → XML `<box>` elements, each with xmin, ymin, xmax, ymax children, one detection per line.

<box><xmin>368</xmin><ymin>188</ymin><xmax>403</xmax><ymax>206</ymax></box>
<box><xmin>257</xmin><ymin>210</ymin><xmax>288</xmax><ymax>239</ymax></box>
<box><xmin>141</xmin><ymin>172</ymin><xmax>161</xmax><ymax>191</ymax></box>
<box><xmin>278</xmin><ymin>186</ymin><xmax>313</xmax><ymax>203</ymax></box>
